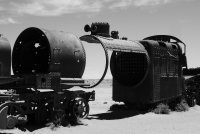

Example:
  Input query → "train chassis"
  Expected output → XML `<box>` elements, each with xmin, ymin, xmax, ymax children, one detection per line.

<box><xmin>0</xmin><ymin>73</ymin><xmax>95</xmax><ymax>129</ymax></box>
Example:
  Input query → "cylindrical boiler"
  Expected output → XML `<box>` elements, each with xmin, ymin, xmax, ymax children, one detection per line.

<box><xmin>12</xmin><ymin>27</ymin><xmax>86</xmax><ymax>78</ymax></box>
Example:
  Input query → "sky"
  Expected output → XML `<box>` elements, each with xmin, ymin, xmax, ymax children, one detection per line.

<box><xmin>0</xmin><ymin>0</ymin><xmax>200</xmax><ymax>78</ymax></box>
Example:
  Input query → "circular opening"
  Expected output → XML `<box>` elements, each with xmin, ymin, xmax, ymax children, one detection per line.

<box><xmin>12</xmin><ymin>28</ymin><xmax>51</xmax><ymax>75</ymax></box>
<box><xmin>80</xmin><ymin>35</ymin><xmax>109</xmax><ymax>87</ymax></box>
<box><xmin>110</xmin><ymin>51</ymin><xmax>149</xmax><ymax>86</ymax></box>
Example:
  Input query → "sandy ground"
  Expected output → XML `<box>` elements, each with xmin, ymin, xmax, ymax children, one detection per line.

<box><xmin>1</xmin><ymin>86</ymin><xmax>200</xmax><ymax>134</ymax></box>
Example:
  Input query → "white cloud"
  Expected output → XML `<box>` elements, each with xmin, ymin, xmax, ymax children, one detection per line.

<box><xmin>110</xmin><ymin>0</ymin><xmax>173</xmax><ymax>9</ymax></box>
<box><xmin>11</xmin><ymin>0</ymin><xmax>103</xmax><ymax>16</ymax></box>
<box><xmin>0</xmin><ymin>17</ymin><xmax>18</xmax><ymax>24</ymax></box>
<box><xmin>109</xmin><ymin>0</ymin><xmax>132</xmax><ymax>8</ymax></box>
<box><xmin>134</xmin><ymin>0</ymin><xmax>172</xmax><ymax>6</ymax></box>
<box><xmin>0</xmin><ymin>0</ymin><xmax>196</xmax><ymax>21</ymax></box>
<box><xmin>6</xmin><ymin>0</ymin><xmax>176</xmax><ymax>17</ymax></box>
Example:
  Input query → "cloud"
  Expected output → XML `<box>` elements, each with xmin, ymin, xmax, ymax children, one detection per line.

<box><xmin>109</xmin><ymin>0</ymin><xmax>173</xmax><ymax>9</ymax></box>
<box><xmin>11</xmin><ymin>0</ymin><xmax>103</xmax><ymax>16</ymax></box>
<box><xmin>0</xmin><ymin>0</ymin><xmax>179</xmax><ymax>17</ymax></box>
<box><xmin>0</xmin><ymin>17</ymin><xmax>18</xmax><ymax>24</ymax></box>
<box><xmin>0</xmin><ymin>0</ymin><xmax>196</xmax><ymax>21</ymax></box>
<box><xmin>134</xmin><ymin>0</ymin><xmax>172</xmax><ymax>6</ymax></box>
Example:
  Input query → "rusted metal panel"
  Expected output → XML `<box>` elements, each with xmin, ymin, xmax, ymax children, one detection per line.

<box><xmin>80</xmin><ymin>35</ymin><xmax>147</xmax><ymax>53</ymax></box>
<box><xmin>12</xmin><ymin>27</ymin><xmax>86</xmax><ymax>78</ymax></box>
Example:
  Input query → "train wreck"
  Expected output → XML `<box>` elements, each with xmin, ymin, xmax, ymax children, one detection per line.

<box><xmin>0</xmin><ymin>22</ymin><xmax>198</xmax><ymax>129</ymax></box>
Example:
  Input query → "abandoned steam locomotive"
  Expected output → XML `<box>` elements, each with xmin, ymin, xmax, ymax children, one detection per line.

<box><xmin>0</xmin><ymin>22</ymin><xmax>194</xmax><ymax>129</ymax></box>
<box><xmin>81</xmin><ymin>23</ymin><xmax>188</xmax><ymax>107</ymax></box>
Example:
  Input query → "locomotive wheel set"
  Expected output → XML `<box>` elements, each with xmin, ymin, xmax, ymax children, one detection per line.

<box><xmin>0</xmin><ymin>22</ymin><xmax>197</xmax><ymax>129</ymax></box>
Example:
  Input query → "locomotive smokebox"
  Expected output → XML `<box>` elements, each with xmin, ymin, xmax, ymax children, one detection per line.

<box><xmin>12</xmin><ymin>27</ymin><xmax>86</xmax><ymax>78</ymax></box>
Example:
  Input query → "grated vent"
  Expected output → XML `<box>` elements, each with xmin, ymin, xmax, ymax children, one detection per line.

<box><xmin>111</xmin><ymin>52</ymin><xmax>149</xmax><ymax>86</ymax></box>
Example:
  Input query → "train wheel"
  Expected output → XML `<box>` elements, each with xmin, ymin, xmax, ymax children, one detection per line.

<box><xmin>188</xmin><ymin>97</ymin><xmax>197</xmax><ymax>107</ymax></box>
<box><xmin>0</xmin><ymin>106</ymin><xmax>8</xmax><ymax>129</ymax></box>
<box><xmin>70</xmin><ymin>97</ymin><xmax>89</xmax><ymax>119</ymax></box>
<box><xmin>7</xmin><ymin>103</ymin><xmax>24</xmax><ymax>129</ymax></box>
<box><xmin>0</xmin><ymin>102</ymin><xmax>25</xmax><ymax>129</ymax></box>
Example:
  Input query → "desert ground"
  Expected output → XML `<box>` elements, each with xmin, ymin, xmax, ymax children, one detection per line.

<box><xmin>1</xmin><ymin>79</ymin><xmax>200</xmax><ymax>134</ymax></box>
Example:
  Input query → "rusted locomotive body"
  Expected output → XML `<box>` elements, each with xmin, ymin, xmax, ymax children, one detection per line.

<box><xmin>0</xmin><ymin>28</ymin><xmax>95</xmax><ymax>129</ymax></box>
<box><xmin>81</xmin><ymin>23</ymin><xmax>187</xmax><ymax>106</ymax></box>
<box><xmin>111</xmin><ymin>36</ymin><xmax>187</xmax><ymax>105</ymax></box>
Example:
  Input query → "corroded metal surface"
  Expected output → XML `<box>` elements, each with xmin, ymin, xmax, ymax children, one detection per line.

<box><xmin>80</xmin><ymin>35</ymin><xmax>147</xmax><ymax>53</ymax></box>
<box><xmin>12</xmin><ymin>27</ymin><xmax>86</xmax><ymax>78</ymax></box>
